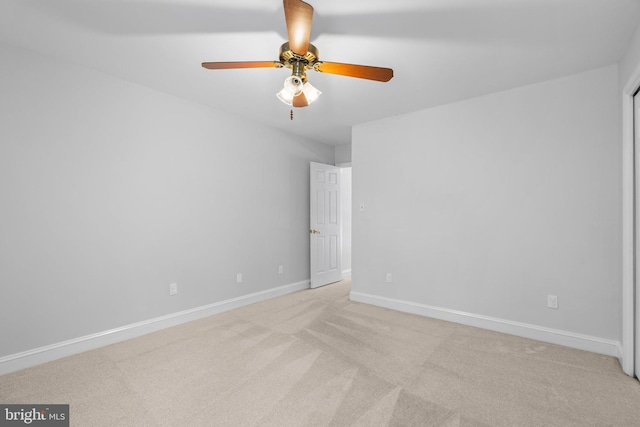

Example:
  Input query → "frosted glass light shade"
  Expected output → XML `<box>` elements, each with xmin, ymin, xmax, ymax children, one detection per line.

<box><xmin>302</xmin><ymin>82</ymin><xmax>321</xmax><ymax>104</ymax></box>
<box><xmin>277</xmin><ymin>87</ymin><xmax>295</xmax><ymax>105</ymax></box>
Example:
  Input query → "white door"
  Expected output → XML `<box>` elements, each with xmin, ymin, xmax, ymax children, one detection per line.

<box><xmin>310</xmin><ymin>162</ymin><xmax>342</xmax><ymax>288</ymax></box>
<box><xmin>635</xmin><ymin>89</ymin><xmax>640</xmax><ymax>377</ymax></box>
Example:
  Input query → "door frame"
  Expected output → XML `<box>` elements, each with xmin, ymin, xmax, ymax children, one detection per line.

<box><xmin>621</xmin><ymin>64</ymin><xmax>640</xmax><ymax>377</ymax></box>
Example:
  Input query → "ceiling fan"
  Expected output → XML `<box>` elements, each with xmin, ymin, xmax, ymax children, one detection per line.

<box><xmin>201</xmin><ymin>0</ymin><xmax>394</xmax><ymax>108</ymax></box>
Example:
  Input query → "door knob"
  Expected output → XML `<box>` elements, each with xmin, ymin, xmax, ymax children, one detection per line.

<box><xmin>310</xmin><ymin>229</ymin><xmax>320</xmax><ymax>234</ymax></box>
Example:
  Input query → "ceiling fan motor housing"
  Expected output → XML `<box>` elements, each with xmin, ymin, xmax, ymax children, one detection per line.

<box><xmin>279</xmin><ymin>42</ymin><xmax>320</xmax><ymax>80</ymax></box>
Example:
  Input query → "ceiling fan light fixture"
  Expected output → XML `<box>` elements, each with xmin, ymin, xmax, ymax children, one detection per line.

<box><xmin>277</xmin><ymin>81</ymin><xmax>321</xmax><ymax>107</ymax></box>
<box><xmin>277</xmin><ymin>75</ymin><xmax>320</xmax><ymax>107</ymax></box>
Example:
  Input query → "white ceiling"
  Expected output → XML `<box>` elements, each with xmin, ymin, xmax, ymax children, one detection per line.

<box><xmin>1</xmin><ymin>0</ymin><xmax>639</xmax><ymax>146</ymax></box>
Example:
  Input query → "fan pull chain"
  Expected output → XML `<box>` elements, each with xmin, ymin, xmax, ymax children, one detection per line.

<box><xmin>290</xmin><ymin>109</ymin><xmax>294</xmax><ymax>120</ymax></box>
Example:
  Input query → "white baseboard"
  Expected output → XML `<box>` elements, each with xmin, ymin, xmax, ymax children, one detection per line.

<box><xmin>342</xmin><ymin>269</ymin><xmax>352</xmax><ymax>277</ymax></box>
<box><xmin>0</xmin><ymin>280</ymin><xmax>310</xmax><ymax>375</ymax></box>
<box><xmin>350</xmin><ymin>291</ymin><xmax>620</xmax><ymax>358</ymax></box>
<box><xmin>616</xmin><ymin>342</ymin><xmax>625</xmax><ymax>363</ymax></box>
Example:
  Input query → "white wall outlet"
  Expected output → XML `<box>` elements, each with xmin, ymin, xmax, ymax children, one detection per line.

<box><xmin>386</xmin><ymin>273</ymin><xmax>393</xmax><ymax>283</ymax></box>
<box><xmin>278</xmin><ymin>265</ymin><xmax>284</xmax><ymax>274</ymax></box>
<box><xmin>360</xmin><ymin>203</ymin><xmax>365</xmax><ymax>212</ymax></box>
<box><xmin>169</xmin><ymin>283</ymin><xmax>177</xmax><ymax>296</ymax></box>
<box><xmin>236</xmin><ymin>273</ymin><xmax>242</xmax><ymax>284</ymax></box>
<box><xmin>547</xmin><ymin>295</ymin><xmax>558</xmax><ymax>309</ymax></box>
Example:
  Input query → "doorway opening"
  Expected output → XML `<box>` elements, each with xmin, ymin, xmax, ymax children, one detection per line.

<box><xmin>622</xmin><ymin>71</ymin><xmax>640</xmax><ymax>377</ymax></box>
<box><xmin>340</xmin><ymin>166</ymin><xmax>352</xmax><ymax>278</ymax></box>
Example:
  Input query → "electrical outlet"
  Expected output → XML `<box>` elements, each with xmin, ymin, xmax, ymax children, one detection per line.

<box><xmin>169</xmin><ymin>283</ymin><xmax>177</xmax><ymax>296</ymax></box>
<box><xmin>360</xmin><ymin>203</ymin><xmax>365</xmax><ymax>212</ymax></box>
<box><xmin>547</xmin><ymin>295</ymin><xmax>558</xmax><ymax>309</ymax></box>
<box><xmin>386</xmin><ymin>273</ymin><xmax>393</xmax><ymax>283</ymax></box>
<box><xmin>236</xmin><ymin>273</ymin><xmax>242</xmax><ymax>284</ymax></box>
<box><xmin>278</xmin><ymin>265</ymin><xmax>283</xmax><ymax>274</ymax></box>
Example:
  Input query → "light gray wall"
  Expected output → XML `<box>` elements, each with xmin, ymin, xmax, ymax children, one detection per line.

<box><xmin>352</xmin><ymin>65</ymin><xmax>621</xmax><ymax>341</ymax></box>
<box><xmin>335</xmin><ymin>144</ymin><xmax>352</xmax><ymax>165</ymax></box>
<box><xmin>0</xmin><ymin>43</ymin><xmax>334</xmax><ymax>357</ymax></box>
<box><xmin>620</xmin><ymin>19</ymin><xmax>640</xmax><ymax>88</ymax></box>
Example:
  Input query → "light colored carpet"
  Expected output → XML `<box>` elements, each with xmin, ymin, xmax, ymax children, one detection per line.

<box><xmin>1</xmin><ymin>278</ymin><xmax>640</xmax><ymax>426</ymax></box>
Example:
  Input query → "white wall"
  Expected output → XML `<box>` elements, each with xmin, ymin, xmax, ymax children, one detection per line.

<box><xmin>352</xmin><ymin>65</ymin><xmax>621</xmax><ymax>350</ymax></box>
<box><xmin>0</xmin><ymin>43</ymin><xmax>334</xmax><ymax>358</ymax></box>
<box><xmin>340</xmin><ymin>167</ymin><xmax>352</xmax><ymax>276</ymax></box>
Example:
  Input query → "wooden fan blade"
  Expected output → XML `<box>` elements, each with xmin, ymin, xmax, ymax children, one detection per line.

<box><xmin>292</xmin><ymin>92</ymin><xmax>309</xmax><ymax>108</ymax></box>
<box><xmin>283</xmin><ymin>0</ymin><xmax>314</xmax><ymax>56</ymax></box>
<box><xmin>316</xmin><ymin>62</ymin><xmax>394</xmax><ymax>82</ymax></box>
<box><xmin>202</xmin><ymin>61</ymin><xmax>281</xmax><ymax>70</ymax></box>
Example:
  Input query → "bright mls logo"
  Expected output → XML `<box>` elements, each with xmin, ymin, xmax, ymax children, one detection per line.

<box><xmin>0</xmin><ymin>405</ymin><xmax>68</xmax><ymax>426</ymax></box>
